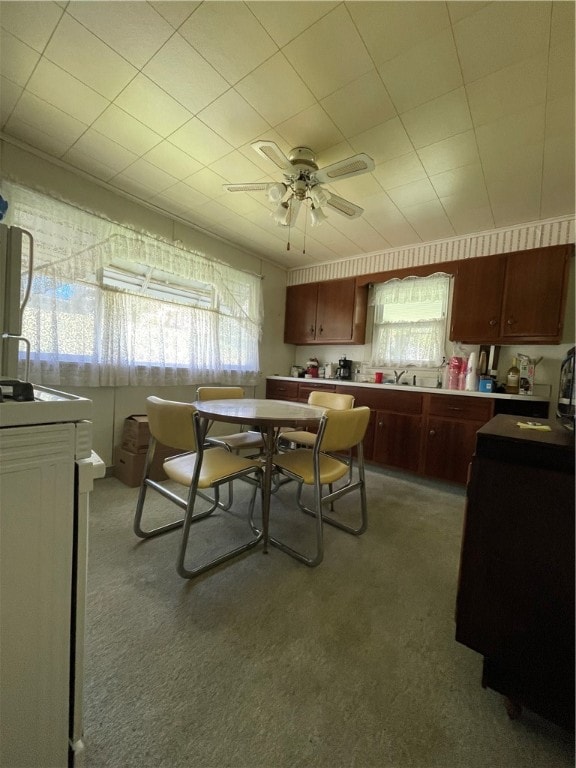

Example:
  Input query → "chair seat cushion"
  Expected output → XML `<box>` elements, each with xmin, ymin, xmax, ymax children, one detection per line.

<box><xmin>206</xmin><ymin>431</ymin><xmax>264</xmax><ymax>450</ymax></box>
<box><xmin>164</xmin><ymin>449</ymin><xmax>261</xmax><ymax>487</ymax></box>
<box><xmin>279</xmin><ymin>429</ymin><xmax>317</xmax><ymax>448</ymax></box>
<box><xmin>273</xmin><ymin>450</ymin><xmax>348</xmax><ymax>485</ymax></box>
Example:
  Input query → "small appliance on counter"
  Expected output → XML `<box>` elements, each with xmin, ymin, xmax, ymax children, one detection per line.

<box><xmin>557</xmin><ymin>346</ymin><xmax>575</xmax><ymax>431</ymax></box>
<box><xmin>336</xmin><ymin>356</ymin><xmax>352</xmax><ymax>380</ymax></box>
<box><xmin>305</xmin><ymin>358</ymin><xmax>319</xmax><ymax>378</ymax></box>
<box><xmin>324</xmin><ymin>362</ymin><xmax>336</xmax><ymax>379</ymax></box>
<box><xmin>290</xmin><ymin>365</ymin><xmax>304</xmax><ymax>378</ymax></box>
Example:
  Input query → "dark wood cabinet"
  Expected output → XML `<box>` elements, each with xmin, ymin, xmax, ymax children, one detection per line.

<box><xmin>422</xmin><ymin>395</ymin><xmax>494</xmax><ymax>484</ymax></box>
<box><xmin>455</xmin><ymin>415</ymin><xmax>575</xmax><ymax>730</ymax></box>
<box><xmin>265</xmin><ymin>379</ymin><xmax>299</xmax><ymax>401</ymax></box>
<box><xmin>284</xmin><ymin>278</ymin><xmax>367</xmax><ymax>345</ymax></box>
<box><xmin>371</xmin><ymin>389</ymin><xmax>423</xmax><ymax>473</ymax></box>
<box><xmin>450</xmin><ymin>245</ymin><xmax>573</xmax><ymax>344</ymax></box>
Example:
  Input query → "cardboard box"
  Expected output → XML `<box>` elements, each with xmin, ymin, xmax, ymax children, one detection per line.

<box><xmin>121</xmin><ymin>415</ymin><xmax>150</xmax><ymax>453</ymax></box>
<box><xmin>114</xmin><ymin>443</ymin><xmax>184</xmax><ymax>487</ymax></box>
<box><xmin>519</xmin><ymin>361</ymin><xmax>535</xmax><ymax>395</ymax></box>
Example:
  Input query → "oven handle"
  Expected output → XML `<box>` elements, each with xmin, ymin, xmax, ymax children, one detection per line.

<box><xmin>1</xmin><ymin>333</ymin><xmax>30</xmax><ymax>381</ymax></box>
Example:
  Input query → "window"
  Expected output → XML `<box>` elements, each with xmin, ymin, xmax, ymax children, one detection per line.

<box><xmin>4</xmin><ymin>182</ymin><xmax>262</xmax><ymax>387</ymax></box>
<box><xmin>371</xmin><ymin>273</ymin><xmax>451</xmax><ymax>367</ymax></box>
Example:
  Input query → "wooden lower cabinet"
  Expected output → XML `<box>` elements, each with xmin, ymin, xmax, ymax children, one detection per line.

<box><xmin>265</xmin><ymin>379</ymin><xmax>299</xmax><ymax>401</ymax></box>
<box><xmin>373</xmin><ymin>412</ymin><xmax>421</xmax><ymax>472</ymax></box>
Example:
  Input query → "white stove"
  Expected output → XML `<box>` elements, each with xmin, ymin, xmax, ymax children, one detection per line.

<box><xmin>0</xmin><ymin>382</ymin><xmax>92</xmax><ymax>429</ymax></box>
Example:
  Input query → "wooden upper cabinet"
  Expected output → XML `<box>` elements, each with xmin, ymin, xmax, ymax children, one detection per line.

<box><xmin>450</xmin><ymin>254</ymin><xmax>506</xmax><ymax>343</ymax></box>
<box><xmin>284</xmin><ymin>278</ymin><xmax>367</xmax><ymax>345</ymax></box>
<box><xmin>450</xmin><ymin>245</ymin><xmax>573</xmax><ymax>344</ymax></box>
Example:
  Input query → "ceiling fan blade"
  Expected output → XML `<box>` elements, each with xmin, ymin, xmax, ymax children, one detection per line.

<box><xmin>314</xmin><ymin>153</ymin><xmax>375</xmax><ymax>184</ymax></box>
<box><xmin>223</xmin><ymin>182</ymin><xmax>269</xmax><ymax>193</ymax></box>
<box><xmin>325</xmin><ymin>193</ymin><xmax>364</xmax><ymax>219</ymax></box>
<box><xmin>251</xmin><ymin>140</ymin><xmax>292</xmax><ymax>171</ymax></box>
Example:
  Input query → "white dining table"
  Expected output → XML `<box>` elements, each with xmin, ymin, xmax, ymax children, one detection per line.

<box><xmin>192</xmin><ymin>398</ymin><xmax>326</xmax><ymax>550</ymax></box>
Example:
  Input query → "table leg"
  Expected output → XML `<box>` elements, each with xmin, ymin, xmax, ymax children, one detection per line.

<box><xmin>261</xmin><ymin>424</ymin><xmax>276</xmax><ymax>554</ymax></box>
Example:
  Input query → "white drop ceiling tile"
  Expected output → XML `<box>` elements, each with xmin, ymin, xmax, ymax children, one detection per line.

<box><xmin>118</xmin><ymin>158</ymin><xmax>178</xmax><ymax>192</ymax></box>
<box><xmin>545</xmin><ymin>94</ymin><xmax>575</xmax><ymax>140</ymax></box>
<box><xmin>488</xmin><ymin>174</ymin><xmax>541</xmax><ymax>227</ymax></box>
<box><xmin>375</xmin><ymin>215</ymin><xmax>421</xmax><ymax>248</ymax></box>
<box><xmin>320</xmin><ymin>71</ymin><xmax>396</xmax><ymax>138</ymax></box>
<box><xmin>550</xmin><ymin>0</ymin><xmax>575</xmax><ymax>48</ymax></box>
<box><xmin>197</xmin><ymin>90</ymin><xmax>269</xmax><ymax>149</ymax></box>
<box><xmin>209</xmin><ymin>150</ymin><xmax>265</xmax><ymax>185</ymax></box>
<box><xmin>143</xmin><ymin>33</ymin><xmax>228</xmax><ymax>114</ymax></box>
<box><xmin>547</xmin><ymin>42</ymin><xmax>576</xmax><ymax>99</ymax></box>
<box><xmin>417</xmin><ymin>130</ymin><xmax>479</xmax><ymax>176</ymax></box>
<box><xmin>114</xmin><ymin>74</ymin><xmax>191</xmax><ymax>137</ymax></box>
<box><xmin>73</xmin><ymin>129</ymin><xmax>139</xmax><ymax>172</ymax></box>
<box><xmin>541</xmin><ymin>133</ymin><xmax>576</xmax><ymax>218</ymax></box>
<box><xmin>453</xmin><ymin>1</ymin><xmax>551</xmax><ymax>84</ymax></box>
<box><xmin>109</xmin><ymin>174</ymin><xmax>159</xmax><ymax>199</ymax></box>
<box><xmin>275</xmin><ymin>103</ymin><xmax>344</xmax><ymax>154</ymax></box>
<box><xmin>401</xmin><ymin>199</ymin><xmax>455</xmax><ymax>242</ymax></box>
<box><xmin>11</xmin><ymin>90</ymin><xmax>88</xmax><ymax>145</ymax></box>
<box><xmin>447</xmin><ymin>2</ymin><xmax>491</xmax><ymax>24</ymax></box>
<box><xmin>379</xmin><ymin>28</ymin><xmax>462</xmax><ymax>114</ymax></box>
<box><xmin>144</xmin><ymin>141</ymin><xmax>203</xmax><ymax>179</ymax></box>
<box><xmin>373</xmin><ymin>152</ymin><xmax>427</xmax><ymax>191</ymax></box>
<box><xmin>179</xmin><ymin>2</ymin><xmax>277</xmax><ymax>85</ymax></box>
<box><xmin>430</xmin><ymin>163</ymin><xmax>489</xmax><ymax>204</ymax></box>
<box><xmin>0</xmin><ymin>30</ymin><xmax>41</xmax><ymax>88</ymax></box>
<box><xmin>328</xmin><ymin>173</ymin><xmax>383</xmax><ymax>203</ymax></box>
<box><xmin>160</xmin><ymin>180</ymin><xmax>210</xmax><ymax>209</ymax></box>
<box><xmin>67</xmin><ymin>1</ymin><xmax>173</xmax><ymax>69</ymax></box>
<box><xmin>284</xmin><ymin>5</ymin><xmax>373</xmax><ymax>100</ymax></box>
<box><xmin>44</xmin><ymin>13</ymin><xmax>137</xmax><ymax>100</ymax></box>
<box><xmin>442</xmin><ymin>202</ymin><xmax>495</xmax><ymax>236</ymax></box>
<box><xmin>476</xmin><ymin>106</ymin><xmax>545</xmax><ymax>180</ymax></box>
<box><xmin>349</xmin><ymin>1</ymin><xmax>450</xmax><ymax>68</ymax></box>
<box><xmin>218</xmin><ymin>192</ymin><xmax>267</xmax><ymax>216</ymax></box>
<box><xmin>148</xmin><ymin>191</ymin><xmax>192</xmax><ymax>219</ymax></box>
<box><xmin>169</xmin><ymin>118</ymin><xmax>233</xmax><ymax>164</ymax></box>
<box><xmin>235</xmin><ymin>53</ymin><xmax>316</xmax><ymax>127</ymax></box>
<box><xmin>349</xmin><ymin>118</ymin><xmax>414</xmax><ymax>164</ymax></box>
<box><xmin>401</xmin><ymin>88</ymin><xmax>472</xmax><ymax>149</ymax></box>
<box><xmin>386</xmin><ymin>178</ymin><xmax>438</xmax><ymax>209</ymax></box>
<box><xmin>62</xmin><ymin>146</ymin><xmax>119</xmax><ymax>181</ymax></box>
<box><xmin>149</xmin><ymin>2</ymin><xmax>200</xmax><ymax>29</ymax></box>
<box><xmin>0</xmin><ymin>77</ymin><xmax>22</xmax><ymax>124</ymax></box>
<box><xmin>466</xmin><ymin>55</ymin><xmax>548</xmax><ymax>128</ymax></box>
<box><xmin>91</xmin><ymin>105</ymin><xmax>161</xmax><ymax>156</ymax></box>
<box><xmin>26</xmin><ymin>58</ymin><xmax>108</xmax><ymax>125</ymax></box>
<box><xmin>328</xmin><ymin>215</ymin><xmax>386</xmax><ymax>250</ymax></box>
<box><xmin>246</xmin><ymin>1</ymin><xmax>337</xmax><ymax>48</ymax></box>
<box><xmin>0</xmin><ymin>0</ymin><xmax>63</xmax><ymax>53</ymax></box>
<box><xmin>4</xmin><ymin>116</ymin><xmax>72</xmax><ymax>157</ymax></box>
<box><xmin>184</xmin><ymin>167</ymin><xmax>228</xmax><ymax>199</ymax></box>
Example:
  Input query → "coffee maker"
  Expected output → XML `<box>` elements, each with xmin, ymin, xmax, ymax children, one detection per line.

<box><xmin>336</xmin><ymin>356</ymin><xmax>352</xmax><ymax>381</ymax></box>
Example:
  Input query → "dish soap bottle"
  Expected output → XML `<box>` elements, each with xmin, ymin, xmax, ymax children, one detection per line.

<box><xmin>505</xmin><ymin>357</ymin><xmax>520</xmax><ymax>394</ymax></box>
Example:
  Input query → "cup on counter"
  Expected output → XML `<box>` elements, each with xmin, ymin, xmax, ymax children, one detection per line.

<box><xmin>374</xmin><ymin>371</ymin><xmax>383</xmax><ymax>384</ymax></box>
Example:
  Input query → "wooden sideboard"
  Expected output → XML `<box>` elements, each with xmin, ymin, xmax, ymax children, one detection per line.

<box><xmin>455</xmin><ymin>415</ymin><xmax>575</xmax><ymax>729</ymax></box>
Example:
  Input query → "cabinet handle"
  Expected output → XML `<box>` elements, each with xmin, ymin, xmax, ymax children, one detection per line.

<box><xmin>447</xmin><ymin>406</ymin><xmax>463</xmax><ymax>412</ymax></box>
<box><xmin>310</xmin><ymin>325</ymin><xmax>315</xmax><ymax>336</ymax></box>
<box><xmin>507</xmin><ymin>317</ymin><xmax>517</xmax><ymax>326</ymax></box>
<box><xmin>378</xmin><ymin>421</ymin><xmax>383</xmax><ymax>427</ymax></box>
<box><xmin>318</xmin><ymin>325</ymin><xmax>323</xmax><ymax>335</ymax></box>
<box><xmin>429</xmin><ymin>429</ymin><xmax>436</xmax><ymax>436</ymax></box>
<box><xmin>489</xmin><ymin>318</ymin><xmax>497</xmax><ymax>326</ymax></box>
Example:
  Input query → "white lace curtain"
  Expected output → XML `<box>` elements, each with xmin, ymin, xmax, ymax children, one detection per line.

<box><xmin>2</xmin><ymin>181</ymin><xmax>262</xmax><ymax>387</ymax></box>
<box><xmin>371</xmin><ymin>273</ymin><xmax>450</xmax><ymax>367</ymax></box>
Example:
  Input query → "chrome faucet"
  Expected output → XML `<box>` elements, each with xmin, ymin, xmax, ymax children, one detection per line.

<box><xmin>393</xmin><ymin>369</ymin><xmax>406</xmax><ymax>384</ymax></box>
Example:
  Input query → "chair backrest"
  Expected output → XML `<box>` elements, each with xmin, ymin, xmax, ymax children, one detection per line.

<box><xmin>317</xmin><ymin>406</ymin><xmax>371</xmax><ymax>453</ymax></box>
<box><xmin>146</xmin><ymin>396</ymin><xmax>198</xmax><ymax>452</ymax></box>
<box><xmin>308</xmin><ymin>390</ymin><xmax>355</xmax><ymax>410</ymax></box>
<box><xmin>196</xmin><ymin>386</ymin><xmax>245</xmax><ymax>401</ymax></box>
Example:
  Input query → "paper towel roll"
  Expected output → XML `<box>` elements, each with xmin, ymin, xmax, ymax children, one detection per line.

<box><xmin>465</xmin><ymin>352</ymin><xmax>478</xmax><ymax>391</ymax></box>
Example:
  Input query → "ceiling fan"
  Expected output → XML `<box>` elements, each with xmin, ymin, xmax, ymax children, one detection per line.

<box><xmin>223</xmin><ymin>140</ymin><xmax>375</xmax><ymax>229</ymax></box>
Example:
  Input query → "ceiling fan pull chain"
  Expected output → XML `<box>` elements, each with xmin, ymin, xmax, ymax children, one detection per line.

<box><xmin>302</xmin><ymin>199</ymin><xmax>308</xmax><ymax>255</ymax></box>
<box><xmin>286</xmin><ymin>199</ymin><xmax>291</xmax><ymax>251</ymax></box>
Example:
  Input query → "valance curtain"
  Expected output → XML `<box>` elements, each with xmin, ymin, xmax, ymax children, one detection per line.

<box><xmin>2</xmin><ymin>182</ymin><xmax>262</xmax><ymax>387</ymax></box>
<box><xmin>371</xmin><ymin>273</ymin><xmax>450</xmax><ymax>367</ymax></box>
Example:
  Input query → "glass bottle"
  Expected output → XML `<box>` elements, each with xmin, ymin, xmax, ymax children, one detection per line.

<box><xmin>505</xmin><ymin>357</ymin><xmax>520</xmax><ymax>394</ymax></box>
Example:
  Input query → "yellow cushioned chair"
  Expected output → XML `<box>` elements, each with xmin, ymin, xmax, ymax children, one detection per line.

<box><xmin>270</xmin><ymin>406</ymin><xmax>370</xmax><ymax>567</ymax></box>
<box><xmin>278</xmin><ymin>390</ymin><xmax>355</xmax><ymax>449</ymax></box>
<box><xmin>133</xmin><ymin>396</ymin><xmax>263</xmax><ymax>579</ymax></box>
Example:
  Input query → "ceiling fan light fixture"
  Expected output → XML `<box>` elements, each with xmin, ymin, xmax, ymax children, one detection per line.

<box><xmin>273</xmin><ymin>201</ymin><xmax>291</xmax><ymax>226</ymax></box>
<box><xmin>310</xmin><ymin>186</ymin><xmax>329</xmax><ymax>207</ymax></box>
<box><xmin>267</xmin><ymin>182</ymin><xmax>287</xmax><ymax>203</ymax></box>
<box><xmin>310</xmin><ymin>205</ymin><xmax>327</xmax><ymax>227</ymax></box>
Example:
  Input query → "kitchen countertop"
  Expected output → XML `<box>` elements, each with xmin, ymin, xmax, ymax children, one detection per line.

<box><xmin>267</xmin><ymin>376</ymin><xmax>550</xmax><ymax>402</ymax></box>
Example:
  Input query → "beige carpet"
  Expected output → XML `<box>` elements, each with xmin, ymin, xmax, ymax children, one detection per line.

<box><xmin>83</xmin><ymin>468</ymin><xmax>574</xmax><ymax>768</ymax></box>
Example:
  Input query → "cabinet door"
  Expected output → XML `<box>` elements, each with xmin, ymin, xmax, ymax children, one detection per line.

<box><xmin>424</xmin><ymin>417</ymin><xmax>484</xmax><ymax>484</ymax></box>
<box><xmin>501</xmin><ymin>246</ymin><xmax>570</xmax><ymax>341</ymax></box>
<box><xmin>450</xmin><ymin>255</ymin><xmax>506</xmax><ymax>342</ymax></box>
<box><xmin>284</xmin><ymin>283</ymin><xmax>318</xmax><ymax>344</ymax></box>
<box><xmin>315</xmin><ymin>279</ymin><xmax>357</xmax><ymax>342</ymax></box>
<box><xmin>373</xmin><ymin>411</ymin><xmax>422</xmax><ymax>472</ymax></box>
<box><xmin>266</xmin><ymin>379</ymin><xmax>299</xmax><ymax>401</ymax></box>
